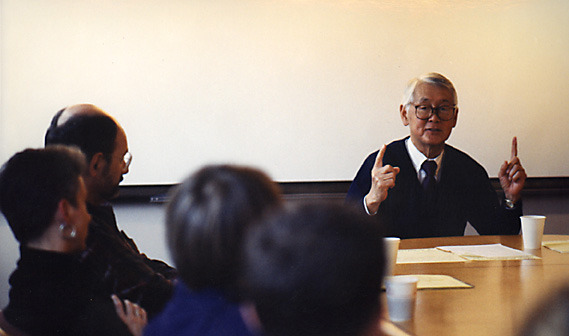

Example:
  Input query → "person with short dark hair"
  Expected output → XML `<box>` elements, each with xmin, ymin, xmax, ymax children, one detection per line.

<box><xmin>242</xmin><ymin>202</ymin><xmax>385</xmax><ymax>336</ymax></box>
<box><xmin>0</xmin><ymin>146</ymin><xmax>146</xmax><ymax>336</ymax></box>
<box><xmin>45</xmin><ymin>104</ymin><xmax>176</xmax><ymax>318</ymax></box>
<box><xmin>45</xmin><ymin>108</ymin><xmax>118</xmax><ymax>170</ymax></box>
<box><xmin>144</xmin><ymin>165</ymin><xmax>282</xmax><ymax>336</ymax></box>
<box><xmin>346</xmin><ymin>72</ymin><xmax>527</xmax><ymax>238</ymax></box>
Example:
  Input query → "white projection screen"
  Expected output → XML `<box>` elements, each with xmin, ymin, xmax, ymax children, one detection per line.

<box><xmin>1</xmin><ymin>0</ymin><xmax>568</xmax><ymax>185</ymax></box>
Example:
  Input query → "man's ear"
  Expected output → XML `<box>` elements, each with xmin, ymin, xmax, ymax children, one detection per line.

<box><xmin>88</xmin><ymin>153</ymin><xmax>107</xmax><ymax>177</ymax></box>
<box><xmin>400</xmin><ymin>104</ymin><xmax>410</xmax><ymax>126</ymax></box>
<box><xmin>451</xmin><ymin>108</ymin><xmax>459</xmax><ymax>128</ymax></box>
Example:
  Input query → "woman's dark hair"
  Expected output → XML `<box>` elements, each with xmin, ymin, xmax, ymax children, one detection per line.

<box><xmin>165</xmin><ymin>165</ymin><xmax>282</xmax><ymax>296</ymax></box>
<box><xmin>45</xmin><ymin>111</ymin><xmax>118</xmax><ymax>163</ymax></box>
<box><xmin>0</xmin><ymin>146</ymin><xmax>86</xmax><ymax>244</ymax></box>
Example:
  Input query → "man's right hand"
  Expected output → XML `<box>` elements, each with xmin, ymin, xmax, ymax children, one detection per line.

<box><xmin>365</xmin><ymin>144</ymin><xmax>400</xmax><ymax>215</ymax></box>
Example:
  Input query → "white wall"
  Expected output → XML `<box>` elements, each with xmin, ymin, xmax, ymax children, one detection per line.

<box><xmin>0</xmin><ymin>220</ymin><xmax>19</xmax><ymax>309</ymax></box>
<box><xmin>2</xmin><ymin>0</ymin><xmax>569</xmax><ymax>185</ymax></box>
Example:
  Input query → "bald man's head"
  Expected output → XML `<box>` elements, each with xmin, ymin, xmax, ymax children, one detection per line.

<box><xmin>50</xmin><ymin>103</ymin><xmax>111</xmax><ymax>128</ymax></box>
<box><xmin>45</xmin><ymin>104</ymin><xmax>130</xmax><ymax>204</ymax></box>
<box><xmin>45</xmin><ymin>104</ymin><xmax>119</xmax><ymax>163</ymax></box>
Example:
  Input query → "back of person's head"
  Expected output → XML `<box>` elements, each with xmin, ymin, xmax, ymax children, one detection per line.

<box><xmin>166</xmin><ymin>164</ymin><xmax>282</xmax><ymax>297</ymax></box>
<box><xmin>0</xmin><ymin>146</ymin><xmax>86</xmax><ymax>244</ymax></box>
<box><xmin>402</xmin><ymin>72</ymin><xmax>458</xmax><ymax>106</ymax></box>
<box><xmin>242</xmin><ymin>202</ymin><xmax>385</xmax><ymax>336</ymax></box>
<box><xmin>45</xmin><ymin>107</ymin><xmax>118</xmax><ymax>163</ymax></box>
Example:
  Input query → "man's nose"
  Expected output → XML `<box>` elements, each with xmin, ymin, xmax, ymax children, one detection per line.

<box><xmin>428</xmin><ymin>111</ymin><xmax>441</xmax><ymax>122</ymax></box>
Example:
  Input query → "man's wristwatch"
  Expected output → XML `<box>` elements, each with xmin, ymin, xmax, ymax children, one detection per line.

<box><xmin>505</xmin><ymin>198</ymin><xmax>516</xmax><ymax>209</ymax></box>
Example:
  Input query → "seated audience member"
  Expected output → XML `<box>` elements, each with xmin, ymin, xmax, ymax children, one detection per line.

<box><xmin>518</xmin><ymin>285</ymin><xmax>569</xmax><ymax>336</ymax></box>
<box><xmin>0</xmin><ymin>146</ymin><xmax>146</xmax><ymax>336</ymax></box>
<box><xmin>242</xmin><ymin>202</ymin><xmax>386</xmax><ymax>336</ymax></box>
<box><xmin>346</xmin><ymin>72</ymin><xmax>527</xmax><ymax>238</ymax></box>
<box><xmin>44</xmin><ymin>104</ymin><xmax>176</xmax><ymax>317</ymax></box>
<box><xmin>144</xmin><ymin>165</ymin><xmax>283</xmax><ymax>336</ymax></box>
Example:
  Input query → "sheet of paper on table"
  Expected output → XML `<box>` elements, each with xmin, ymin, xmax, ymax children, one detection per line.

<box><xmin>435</xmin><ymin>243</ymin><xmax>540</xmax><ymax>260</ymax></box>
<box><xmin>412</xmin><ymin>274</ymin><xmax>473</xmax><ymax>289</ymax></box>
<box><xmin>397</xmin><ymin>248</ymin><xmax>467</xmax><ymax>264</ymax></box>
<box><xmin>382</xmin><ymin>274</ymin><xmax>471</xmax><ymax>290</ymax></box>
<box><xmin>380</xmin><ymin>319</ymin><xmax>414</xmax><ymax>336</ymax></box>
<box><xmin>542</xmin><ymin>240</ymin><xmax>569</xmax><ymax>253</ymax></box>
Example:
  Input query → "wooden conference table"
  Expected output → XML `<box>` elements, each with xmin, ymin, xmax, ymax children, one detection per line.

<box><xmin>383</xmin><ymin>234</ymin><xmax>569</xmax><ymax>336</ymax></box>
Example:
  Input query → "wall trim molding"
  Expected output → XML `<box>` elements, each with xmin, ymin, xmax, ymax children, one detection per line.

<box><xmin>115</xmin><ymin>177</ymin><xmax>569</xmax><ymax>204</ymax></box>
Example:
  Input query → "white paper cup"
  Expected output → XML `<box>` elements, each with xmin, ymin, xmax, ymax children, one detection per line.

<box><xmin>383</xmin><ymin>237</ymin><xmax>400</xmax><ymax>277</ymax></box>
<box><xmin>385</xmin><ymin>275</ymin><xmax>418</xmax><ymax>322</ymax></box>
<box><xmin>520</xmin><ymin>215</ymin><xmax>546</xmax><ymax>249</ymax></box>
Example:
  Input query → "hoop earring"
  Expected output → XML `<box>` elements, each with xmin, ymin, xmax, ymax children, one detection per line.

<box><xmin>59</xmin><ymin>223</ymin><xmax>77</xmax><ymax>239</ymax></box>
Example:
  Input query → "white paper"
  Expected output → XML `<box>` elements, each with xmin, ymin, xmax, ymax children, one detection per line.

<box><xmin>435</xmin><ymin>243</ymin><xmax>540</xmax><ymax>260</ymax></box>
<box><xmin>397</xmin><ymin>248</ymin><xmax>467</xmax><ymax>264</ymax></box>
<box><xmin>543</xmin><ymin>240</ymin><xmax>569</xmax><ymax>253</ymax></box>
<box><xmin>414</xmin><ymin>274</ymin><xmax>473</xmax><ymax>289</ymax></box>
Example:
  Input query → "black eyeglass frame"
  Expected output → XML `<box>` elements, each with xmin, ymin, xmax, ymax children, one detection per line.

<box><xmin>412</xmin><ymin>105</ymin><xmax>457</xmax><ymax>121</ymax></box>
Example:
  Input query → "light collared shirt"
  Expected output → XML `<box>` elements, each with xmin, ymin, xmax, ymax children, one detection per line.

<box><xmin>405</xmin><ymin>138</ymin><xmax>443</xmax><ymax>184</ymax></box>
<box><xmin>364</xmin><ymin>138</ymin><xmax>444</xmax><ymax>215</ymax></box>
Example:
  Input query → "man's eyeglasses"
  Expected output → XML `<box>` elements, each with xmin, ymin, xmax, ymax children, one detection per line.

<box><xmin>413</xmin><ymin>105</ymin><xmax>457</xmax><ymax>121</ymax></box>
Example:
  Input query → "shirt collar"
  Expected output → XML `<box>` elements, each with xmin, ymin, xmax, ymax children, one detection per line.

<box><xmin>405</xmin><ymin>138</ymin><xmax>444</xmax><ymax>179</ymax></box>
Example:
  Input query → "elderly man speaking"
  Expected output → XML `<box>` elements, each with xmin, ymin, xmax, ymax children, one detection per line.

<box><xmin>346</xmin><ymin>73</ymin><xmax>526</xmax><ymax>239</ymax></box>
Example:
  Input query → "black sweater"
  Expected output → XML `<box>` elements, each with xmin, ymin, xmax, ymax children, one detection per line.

<box><xmin>346</xmin><ymin>138</ymin><xmax>521</xmax><ymax>238</ymax></box>
<box><xmin>3</xmin><ymin>246</ymin><xmax>131</xmax><ymax>336</ymax></box>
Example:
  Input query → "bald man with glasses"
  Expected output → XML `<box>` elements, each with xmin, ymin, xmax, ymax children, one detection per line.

<box><xmin>346</xmin><ymin>73</ymin><xmax>526</xmax><ymax>239</ymax></box>
<box><xmin>45</xmin><ymin>104</ymin><xmax>177</xmax><ymax>318</ymax></box>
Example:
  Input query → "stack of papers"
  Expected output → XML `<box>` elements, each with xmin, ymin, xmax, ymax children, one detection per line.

<box><xmin>380</xmin><ymin>319</ymin><xmax>413</xmax><ymax>336</ymax></box>
<box><xmin>391</xmin><ymin>244</ymin><xmax>539</xmax><ymax>294</ymax></box>
<box><xmin>542</xmin><ymin>240</ymin><xmax>569</xmax><ymax>253</ymax></box>
<box><xmin>381</xmin><ymin>274</ymin><xmax>472</xmax><ymax>291</ymax></box>
<box><xmin>381</xmin><ymin>319</ymin><xmax>413</xmax><ymax>336</ymax></box>
<box><xmin>413</xmin><ymin>274</ymin><xmax>472</xmax><ymax>289</ymax></box>
<box><xmin>397</xmin><ymin>243</ymin><xmax>540</xmax><ymax>264</ymax></box>
<box><xmin>397</xmin><ymin>248</ymin><xmax>466</xmax><ymax>264</ymax></box>
<box><xmin>435</xmin><ymin>244</ymin><xmax>540</xmax><ymax>261</ymax></box>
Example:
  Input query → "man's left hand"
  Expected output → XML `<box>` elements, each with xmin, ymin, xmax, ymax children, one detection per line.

<box><xmin>498</xmin><ymin>136</ymin><xmax>527</xmax><ymax>203</ymax></box>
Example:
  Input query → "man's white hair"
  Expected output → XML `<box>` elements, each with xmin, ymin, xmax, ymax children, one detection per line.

<box><xmin>401</xmin><ymin>72</ymin><xmax>458</xmax><ymax>107</ymax></box>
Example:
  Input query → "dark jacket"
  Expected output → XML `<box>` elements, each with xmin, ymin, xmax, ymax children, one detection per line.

<box><xmin>3</xmin><ymin>246</ymin><xmax>131</xmax><ymax>336</ymax></box>
<box><xmin>346</xmin><ymin>138</ymin><xmax>522</xmax><ymax>238</ymax></box>
<box><xmin>85</xmin><ymin>203</ymin><xmax>177</xmax><ymax>318</ymax></box>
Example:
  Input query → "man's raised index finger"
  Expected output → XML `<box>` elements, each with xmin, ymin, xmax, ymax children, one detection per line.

<box><xmin>374</xmin><ymin>144</ymin><xmax>386</xmax><ymax>168</ymax></box>
<box><xmin>511</xmin><ymin>136</ymin><xmax>518</xmax><ymax>159</ymax></box>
